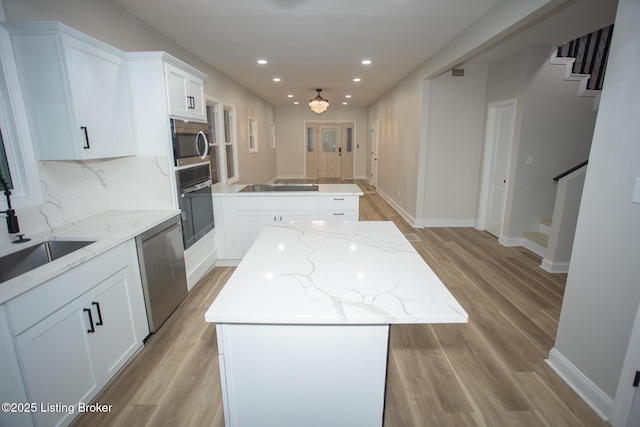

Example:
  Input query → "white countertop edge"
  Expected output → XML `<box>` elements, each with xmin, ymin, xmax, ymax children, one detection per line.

<box><xmin>204</xmin><ymin>314</ymin><xmax>469</xmax><ymax>325</ymax></box>
<box><xmin>0</xmin><ymin>209</ymin><xmax>180</xmax><ymax>304</ymax></box>
<box><xmin>211</xmin><ymin>183</ymin><xmax>363</xmax><ymax>196</ymax></box>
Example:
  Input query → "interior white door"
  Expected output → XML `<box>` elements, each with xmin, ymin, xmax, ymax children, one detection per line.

<box><xmin>371</xmin><ymin>120</ymin><xmax>379</xmax><ymax>188</ymax></box>
<box><xmin>485</xmin><ymin>101</ymin><xmax>515</xmax><ymax>238</ymax></box>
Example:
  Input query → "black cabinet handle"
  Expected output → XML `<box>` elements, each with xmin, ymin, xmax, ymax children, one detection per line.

<box><xmin>333</xmin><ymin>198</ymin><xmax>345</xmax><ymax>201</ymax></box>
<box><xmin>187</xmin><ymin>96</ymin><xmax>195</xmax><ymax>109</ymax></box>
<box><xmin>83</xmin><ymin>308</ymin><xmax>95</xmax><ymax>333</ymax></box>
<box><xmin>92</xmin><ymin>302</ymin><xmax>103</xmax><ymax>326</ymax></box>
<box><xmin>333</xmin><ymin>212</ymin><xmax>345</xmax><ymax>216</ymax></box>
<box><xmin>80</xmin><ymin>126</ymin><xmax>90</xmax><ymax>149</ymax></box>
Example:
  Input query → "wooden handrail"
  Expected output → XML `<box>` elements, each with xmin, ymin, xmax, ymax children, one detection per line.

<box><xmin>553</xmin><ymin>160</ymin><xmax>588</xmax><ymax>182</ymax></box>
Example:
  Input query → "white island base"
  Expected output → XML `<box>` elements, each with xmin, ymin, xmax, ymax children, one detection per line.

<box><xmin>216</xmin><ymin>323</ymin><xmax>389</xmax><ymax>427</ymax></box>
<box><xmin>206</xmin><ymin>221</ymin><xmax>468</xmax><ymax>427</ymax></box>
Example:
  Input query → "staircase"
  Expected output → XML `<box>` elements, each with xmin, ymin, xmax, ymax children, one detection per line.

<box><xmin>550</xmin><ymin>24</ymin><xmax>614</xmax><ymax>111</ymax></box>
<box><xmin>521</xmin><ymin>163</ymin><xmax>588</xmax><ymax>273</ymax></box>
<box><xmin>522</xmin><ymin>219</ymin><xmax>552</xmax><ymax>258</ymax></box>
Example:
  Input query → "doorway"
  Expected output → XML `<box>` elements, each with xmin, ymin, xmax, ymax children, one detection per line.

<box><xmin>305</xmin><ymin>122</ymin><xmax>355</xmax><ymax>179</ymax></box>
<box><xmin>479</xmin><ymin>99</ymin><xmax>516</xmax><ymax>238</ymax></box>
<box><xmin>371</xmin><ymin>120</ymin><xmax>379</xmax><ymax>188</ymax></box>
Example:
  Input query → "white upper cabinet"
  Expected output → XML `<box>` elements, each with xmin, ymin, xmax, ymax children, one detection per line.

<box><xmin>165</xmin><ymin>62</ymin><xmax>206</xmax><ymax>122</ymax></box>
<box><xmin>2</xmin><ymin>22</ymin><xmax>135</xmax><ymax>160</ymax></box>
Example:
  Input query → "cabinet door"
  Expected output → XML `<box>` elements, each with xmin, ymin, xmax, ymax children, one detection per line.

<box><xmin>62</xmin><ymin>35</ymin><xmax>134</xmax><ymax>159</ymax></box>
<box><xmin>165</xmin><ymin>63</ymin><xmax>191</xmax><ymax>119</ymax></box>
<box><xmin>15</xmin><ymin>299</ymin><xmax>99</xmax><ymax>427</ymax></box>
<box><xmin>187</xmin><ymin>74</ymin><xmax>206</xmax><ymax>122</ymax></box>
<box><xmin>88</xmin><ymin>268</ymin><xmax>143</xmax><ymax>383</ymax></box>
<box><xmin>280</xmin><ymin>210</ymin><xmax>319</xmax><ymax>222</ymax></box>
<box><xmin>237</xmin><ymin>210</ymin><xmax>278</xmax><ymax>254</ymax></box>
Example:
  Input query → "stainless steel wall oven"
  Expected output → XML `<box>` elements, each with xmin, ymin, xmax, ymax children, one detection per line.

<box><xmin>176</xmin><ymin>163</ymin><xmax>214</xmax><ymax>249</ymax></box>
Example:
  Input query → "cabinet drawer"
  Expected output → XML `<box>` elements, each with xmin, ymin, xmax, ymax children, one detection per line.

<box><xmin>319</xmin><ymin>210</ymin><xmax>359</xmax><ymax>221</ymax></box>
<box><xmin>5</xmin><ymin>241</ymin><xmax>132</xmax><ymax>336</ymax></box>
<box><xmin>237</xmin><ymin>195</ymin><xmax>318</xmax><ymax>211</ymax></box>
<box><xmin>318</xmin><ymin>196</ymin><xmax>359</xmax><ymax>211</ymax></box>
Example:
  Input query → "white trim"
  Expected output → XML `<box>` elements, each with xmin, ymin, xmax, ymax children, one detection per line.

<box><xmin>540</xmin><ymin>259</ymin><xmax>570</xmax><ymax>273</ymax></box>
<box><xmin>549</xmin><ymin>46</ymin><xmax>600</xmax><ymax>111</ymax></box>
<box><xmin>498</xmin><ymin>236</ymin><xmax>523</xmax><ymax>247</ymax></box>
<box><xmin>611</xmin><ymin>301</ymin><xmax>640</xmax><ymax>427</ymax></box>
<box><xmin>215</xmin><ymin>259</ymin><xmax>241</xmax><ymax>267</ymax></box>
<box><xmin>522</xmin><ymin>236</ymin><xmax>546</xmax><ymax>257</ymax></box>
<box><xmin>546</xmin><ymin>348</ymin><xmax>613</xmax><ymax>422</ymax></box>
<box><xmin>421</xmin><ymin>219</ymin><xmax>475</xmax><ymax>227</ymax></box>
<box><xmin>277</xmin><ymin>174</ymin><xmax>306</xmax><ymax>179</ymax></box>
<box><xmin>375</xmin><ymin>187</ymin><xmax>417</xmax><ymax>227</ymax></box>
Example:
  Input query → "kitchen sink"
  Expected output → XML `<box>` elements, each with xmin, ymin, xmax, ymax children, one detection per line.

<box><xmin>239</xmin><ymin>183</ymin><xmax>319</xmax><ymax>193</ymax></box>
<box><xmin>0</xmin><ymin>240</ymin><xmax>96</xmax><ymax>284</ymax></box>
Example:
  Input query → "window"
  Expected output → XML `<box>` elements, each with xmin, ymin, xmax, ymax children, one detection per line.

<box><xmin>248</xmin><ymin>117</ymin><xmax>258</xmax><ymax>153</ymax></box>
<box><xmin>223</xmin><ymin>105</ymin><xmax>238</xmax><ymax>183</ymax></box>
<box><xmin>206</xmin><ymin>103</ymin><xmax>220</xmax><ymax>184</ymax></box>
<box><xmin>0</xmin><ymin>36</ymin><xmax>41</xmax><ymax>209</ymax></box>
<box><xmin>206</xmin><ymin>97</ymin><xmax>238</xmax><ymax>184</ymax></box>
<box><xmin>270</xmin><ymin>123</ymin><xmax>276</xmax><ymax>149</ymax></box>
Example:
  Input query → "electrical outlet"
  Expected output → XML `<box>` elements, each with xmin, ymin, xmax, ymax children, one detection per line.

<box><xmin>633</xmin><ymin>177</ymin><xmax>640</xmax><ymax>204</ymax></box>
<box><xmin>526</xmin><ymin>155</ymin><xmax>533</xmax><ymax>165</ymax></box>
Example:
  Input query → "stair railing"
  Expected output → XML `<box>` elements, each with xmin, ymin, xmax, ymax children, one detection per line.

<box><xmin>556</xmin><ymin>25</ymin><xmax>614</xmax><ymax>90</ymax></box>
<box><xmin>553</xmin><ymin>160</ymin><xmax>588</xmax><ymax>182</ymax></box>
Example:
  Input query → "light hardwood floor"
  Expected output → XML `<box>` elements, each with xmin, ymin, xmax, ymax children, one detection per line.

<box><xmin>73</xmin><ymin>179</ymin><xmax>608</xmax><ymax>427</ymax></box>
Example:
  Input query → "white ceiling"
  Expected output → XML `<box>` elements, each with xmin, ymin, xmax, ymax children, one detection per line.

<box><xmin>111</xmin><ymin>0</ymin><xmax>617</xmax><ymax>108</ymax></box>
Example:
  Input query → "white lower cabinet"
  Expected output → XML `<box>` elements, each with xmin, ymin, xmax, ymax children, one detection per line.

<box><xmin>2</xmin><ymin>240</ymin><xmax>148</xmax><ymax>427</ymax></box>
<box><xmin>237</xmin><ymin>209</ymin><xmax>318</xmax><ymax>254</ymax></box>
<box><xmin>318</xmin><ymin>195</ymin><xmax>359</xmax><ymax>220</ymax></box>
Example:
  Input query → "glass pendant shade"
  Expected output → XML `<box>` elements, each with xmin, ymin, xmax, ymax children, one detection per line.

<box><xmin>309</xmin><ymin>89</ymin><xmax>329</xmax><ymax>114</ymax></box>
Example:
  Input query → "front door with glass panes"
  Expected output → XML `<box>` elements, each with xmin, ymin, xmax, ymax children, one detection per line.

<box><xmin>305</xmin><ymin>122</ymin><xmax>354</xmax><ymax>179</ymax></box>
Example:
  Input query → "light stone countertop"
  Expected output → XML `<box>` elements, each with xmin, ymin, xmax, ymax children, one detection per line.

<box><xmin>0</xmin><ymin>209</ymin><xmax>180</xmax><ymax>304</ymax></box>
<box><xmin>205</xmin><ymin>221</ymin><xmax>468</xmax><ymax>325</ymax></box>
<box><xmin>211</xmin><ymin>183</ymin><xmax>363</xmax><ymax>196</ymax></box>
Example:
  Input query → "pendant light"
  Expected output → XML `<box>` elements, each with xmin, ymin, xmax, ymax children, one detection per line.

<box><xmin>309</xmin><ymin>89</ymin><xmax>329</xmax><ymax>114</ymax></box>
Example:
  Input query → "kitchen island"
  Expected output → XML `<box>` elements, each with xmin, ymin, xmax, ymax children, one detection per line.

<box><xmin>205</xmin><ymin>221</ymin><xmax>468</xmax><ymax>427</ymax></box>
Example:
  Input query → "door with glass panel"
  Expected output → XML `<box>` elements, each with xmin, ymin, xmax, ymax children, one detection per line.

<box><xmin>318</xmin><ymin>124</ymin><xmax>341</xmax><ymax>177</ymax></box>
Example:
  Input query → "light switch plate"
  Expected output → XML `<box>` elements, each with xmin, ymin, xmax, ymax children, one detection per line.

<box><xmin>633</xmin><ymin>177</ymin><xmax>640</xmax><ymax>204</ymax></box>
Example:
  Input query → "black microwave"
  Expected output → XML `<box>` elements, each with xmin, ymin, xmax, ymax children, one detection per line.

<box><xmin>171</xmin><ymin>119</ymin><xmax>211</xmax><ymax>167</ymax></box>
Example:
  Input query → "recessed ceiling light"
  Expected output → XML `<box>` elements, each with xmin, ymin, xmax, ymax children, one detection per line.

<box><xmin>345</xmin><ymin>95</ymin><xmax>352</xmax><ymax>98</ymax></box>
<box><xmin>361</xmin><ymin>59</ymin><xmax>372</xmax><ymax>65</ymax></box>
<box><xmin>257</xmin><ymin>59</ymin><xmax>267</xmax><ymax>65</ymax></box>
<box><xmin>342</xmin><ymin>102</ymin><xmax>348</xmax><ymax>105</ymax></box>
<box><xmin>273</xmin><ymin>77</ymin><xmax>281</xmax><ymax>82</ymax></box>
<box><xmin>293</xmin><ymin>101</ymin><xmax>299</xmax><ymax>105</ymax></box>
<box><xmin>287</xmin><ymin>94</ymin><xmax>293</xmax><ymax>98</ymax></box>
<box><xmin>353</xmin><ymin>78</ymin><xmax>361</xmax><ymax>82</ymax></box>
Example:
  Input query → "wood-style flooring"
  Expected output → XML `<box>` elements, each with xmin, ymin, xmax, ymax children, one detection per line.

<box><xmin>73</xmin><ymin>179</ymin><xmax>608</xmax><ymax>427</ymax></box>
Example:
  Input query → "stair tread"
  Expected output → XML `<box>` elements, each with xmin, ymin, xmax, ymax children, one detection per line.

<box><xmin>541</xmin><ymin>219</ymin><xmax>552</xmax><ymax>227</ymax></box>
<box><xmin>523</xmin><ymin>231</ymin><xmax>549</xmax><ymax>247</ymax></box>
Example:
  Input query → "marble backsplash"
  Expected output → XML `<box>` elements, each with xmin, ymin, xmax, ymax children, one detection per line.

<box><xmin>1</xmin><ymin>155</ymin><xmax>175</xmax><ymax>245</ymax></box>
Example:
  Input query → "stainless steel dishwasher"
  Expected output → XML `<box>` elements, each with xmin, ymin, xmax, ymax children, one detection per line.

<box><xmin>135</xmin><ymin>215</ymin><xmax>188</xmax><ymax>334</ymax></box>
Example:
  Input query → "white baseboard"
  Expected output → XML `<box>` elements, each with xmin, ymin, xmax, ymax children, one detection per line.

<box><xmin>215</xmin><ymin>259</ymin><xmax>241</xmax><ymax>267</ymax></box>
<box><xmin>522</xmin><ymin>237</ymin><xmax>546</xmax><ymax>257</ymax></box>
<box><xmin>276</xmin><ymin>174</ymin><xmax>306</xmax><ymax>179</ymax></box>
<box><xmin>186</xmin><ymin>248</ymin><xmax>217</xmax><ymax>291</ymax></box>
<box><xmin>499</xmin><ymin>236</ymin><xmax>523</xmax><ymax>247</ymax></box>
<box><xmin>421</xmin><ymin>219</ymin><xmax>475</xmax><ymax>227</ymax></box>
<box><xmin>375</xmin><ymin>188</ymin><xmax>418</xmax><ymax>227</ymax></box>
<box><xmin>541</xmin><ymin>258</ymin><xmax>570</xmax><ymax>273</ymax></box>
<box><xmin>546</xmin><ymin>348</ymin><xmax>613</xmax><ymax>422</ymax></box>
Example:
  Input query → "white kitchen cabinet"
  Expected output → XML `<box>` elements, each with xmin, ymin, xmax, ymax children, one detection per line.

<box><xmin>5</xmin><ymin>240</ymin><xmax>148</xmax><ymax>427</ymax></box>
<box><xmin>236</xmin><ymin>196</ymin><xmax>319</xmax><ymax>255</ymax></box>
<box><xmin>2</xmin><ymin>22</ymin><xmax>134</xmax><ymax>160</ymax></box>
<box><xmin>165</xmin><ymin>62</ymin><xmax>206</xmax><ymax>122</ymax></box>
<box><xmin>318</xmin><ymin>195</ymin><xmax>359</xmax><ymax>221</ymax></box>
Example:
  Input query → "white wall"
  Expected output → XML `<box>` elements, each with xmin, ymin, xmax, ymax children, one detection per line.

<box><xmin>551</xmin><ymin>0</ymin><xmax>640</xmax><ymax>408</ymax></box>
<box><xmin>507</xmin><ymin>46</ymin><xmax>597</xmax><ymax>238</ymax></box>
<box><xmin>276</xmin><ymin>105</ymin><xmax>367</xmax><ymax>179</ymax></box>
<box><xmin>367</xmin><ymin>0</ymin><xmax>567</xmax><ymax>225</ymax></box>
<box><xmin>423</xmin><ymin>64</ymin><xmax>488</xmax><ymax>226</ymax></box>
